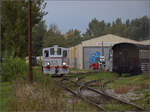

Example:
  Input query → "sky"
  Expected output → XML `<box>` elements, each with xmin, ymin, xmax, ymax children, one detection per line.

<box><xmin>43</xmin><ymin>0</ymin><xmax>150</xmax><ymax>34</ymax></box>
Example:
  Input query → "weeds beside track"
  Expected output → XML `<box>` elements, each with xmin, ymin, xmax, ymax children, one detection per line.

<box><xmin>54</xmin><ymin>75</ymin><xmax>146</xmax><ymax>111</ymax></box>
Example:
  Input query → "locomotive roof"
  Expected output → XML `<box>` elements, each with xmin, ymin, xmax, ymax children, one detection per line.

<box><xmin>43</xmin><ymin>45</ymin><xmax>68</xmax><ymax>49</ymax></box>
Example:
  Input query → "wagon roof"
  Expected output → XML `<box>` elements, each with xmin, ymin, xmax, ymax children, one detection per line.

<box><xmin>112</xmin><ymin>42</ymin><xmax>150</xmax><ymax>50</ymax></box>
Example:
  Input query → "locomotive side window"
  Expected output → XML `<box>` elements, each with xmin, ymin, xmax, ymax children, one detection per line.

<box><xmin>44</xmin><ymin>50</ymin><xmax>49</xmax><ymax>57</ymax></box>
<box><xmin>50</xmin><ymin>48</ymin><xmax>54</xmax><ymax>55</ymax></box>
<box><xmin>57</xmin><ymin>48</ymin><xmax>61</xmax><ymax>55</ymax></box>
<box><xmin>63</xmin><ymin>50</ymin><xmax>67</xmax><ymax>57</ymax></box>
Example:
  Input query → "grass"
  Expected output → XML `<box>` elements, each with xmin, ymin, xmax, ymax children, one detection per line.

<box><xmin>69</xmin><ymin>68</ymin><xmax>90</xmax><ymax>73</ymax></box>
<box><xmin>74</xmin><ymin>99</ymin><xmax>98</xmax><ymax>112</ymax></box>
<box><xmin>114</xmin><ymin>74</ymin><xmax>148</xmax><ymax>84</ymax></box>
<box><xmin>83</xmin><ymin>72</ymin><xmax>149</xmax><ymax>89</ymax></box>
<box><xmin>0</xmin><ymin>81</ymin><xmax>12</xmax><ymax>112</ymax></box>
<box><xmin>104</xmin><ymin>101</ymin><xmax>136</xmax><ymax>111</ymax></box>
<box><xmin>80</xmin><ymin>72</ymin><xmax>150</xmax><ymax>110</ymax></box>
<box><xmin>83</xmin><ymin>71</ymin><xmax>118</xmax><ymax>81</ymax></box>
<box><xmin>132</xmin><ymin>89</ymin><xmax>150</xmax><ymax>110</ymax></box>
<box><xmin>63</xmin><ymin>96</ymin><xmax>98</xmax><ymax>112</ymax></box>
<box><xmin>8</xmin><ymin>77</ymin><xmax>66</xmax><ymax>111</ymax></box>
<box><xmin>1</xmin><ymin>60</ymin><xmax>149</xmax><ymax>112</ymax></box>
<box><xmin>7</xmin><ymin>76</ymin><xmax>98</xmax><ymax>111</ymax></box>
<box><xmin>2</xmin><ymin>66</ymin><xmax>97</xmax><ymax>111</ymax></box>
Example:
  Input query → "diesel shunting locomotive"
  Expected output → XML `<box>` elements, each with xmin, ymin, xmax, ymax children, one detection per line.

<box><xmin>42</xmin><ymin>45</ymin><xmax>69</xmax><ymax>76</ymax></box>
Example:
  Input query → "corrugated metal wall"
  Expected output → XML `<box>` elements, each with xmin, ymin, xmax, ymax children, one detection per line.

<box><xmin>68</xmin><ymin>47</ymin><xmax>75</xmax><ymax>68</ymax></box>
<box><xmin>68</xmin><ymin>44</ymin><xmax>83</xmax><ymax>69</ymax></box>
<box><xmin>69</xmin><ymin>45</ymin><xmax>113</xmax><ymax>70</ymax></box>
<box><xmin>76</xmin><ymin>44</ymin><xmax>83</xmax><ymax>69</ymax></box>
<box><xmin>83</xmin><ymin>47</ymin><xmax>113</xmax><ymax>71</ymax></box>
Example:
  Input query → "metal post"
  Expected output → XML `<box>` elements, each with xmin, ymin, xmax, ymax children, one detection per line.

<box><xmin>102</xmin><ymin>41</ymin><xmax>104</xmax><ymax>56</ymax></box>
<box><xmin>28</xmin><ymin>0</ymin><xmax>33</xmax><ymax>83</ymax></box>
<box><xmin>101</xmin><ymin>41</ymin><xmax>104</xmax><ymax>72</ymax></box>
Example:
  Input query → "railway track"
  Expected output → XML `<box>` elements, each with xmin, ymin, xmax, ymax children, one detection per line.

<box><xmin>54</xmin><ymin>76</ymin><xmax>145</xmax><ymax>111</ymax></box>
<box><xmin>61</xmin><ymin>71</ymin><xmax>100</xmax><ymax>80</ymax></box>
<box><xmin>69</xmin><ymin>71</ymin><xmax>100</xmax><ymax>75</ymax></box>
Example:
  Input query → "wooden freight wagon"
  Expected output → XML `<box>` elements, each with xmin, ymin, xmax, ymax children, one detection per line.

<box><xmin>112</xmin><ymin>43</ymin><xmax>150</xmax><ymax>75</ymax></box>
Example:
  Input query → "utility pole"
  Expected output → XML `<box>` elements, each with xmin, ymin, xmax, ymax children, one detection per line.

<box><xmin>28</xmin><ymin>0</ymin><xmax>33</xmax><ymax>83</ymax></box>
<box><xmin>101</xmin><ymin>41</ymin><xmax>104</xmax><ymax>72</ymax></box>
<box><xmin>0</xmin><ymin>0</ymin><xmax>1</xmax><ymax>71</ymax></box>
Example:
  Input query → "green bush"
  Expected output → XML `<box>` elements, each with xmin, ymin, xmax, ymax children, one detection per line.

<box><xmin>1</xmin><ymin>57</ymin><xmax>28</xmax><ymax>82</ymax></box>
<box><xmin>32</xmin><ymin>68</ymin><xmax>52</xmax><ymax>85</ymax></box>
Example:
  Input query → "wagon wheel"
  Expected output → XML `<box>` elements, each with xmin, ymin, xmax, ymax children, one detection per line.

<box><xmin>41</xmin><ymin>66</ymin><xmax>43</xmax><ymax>72</ymax></box>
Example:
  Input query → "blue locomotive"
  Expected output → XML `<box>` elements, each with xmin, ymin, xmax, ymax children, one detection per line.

<box><xmin>89</xmin><ymin>51</ymin><xmax>100</xmax><ymax>69</ymax></box>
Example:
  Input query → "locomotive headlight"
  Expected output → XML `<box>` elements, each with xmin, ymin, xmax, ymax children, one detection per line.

<box><xmin>47</xmin><ymin>62</ymin><xmax>50</xmax><ymax>65</ymax></box>
<box><xmin>63</xmin><ymin>62</ymin><xmax>66</xmax><ymax>65</ymax></box>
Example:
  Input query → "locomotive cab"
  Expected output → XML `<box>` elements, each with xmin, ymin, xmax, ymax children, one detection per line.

<box><xmin>42</xmin><ymin>45</ymin><xmax>69</xmax><ymax>76</ymax></box>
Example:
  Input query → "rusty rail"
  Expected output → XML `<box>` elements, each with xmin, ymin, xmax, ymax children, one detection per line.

<box><xmin>58</xmin><ymin>78</ymin><xmax>105</xmax><ymax>111</ymax></box>
<box><xmin>72</xmin><ymin>79</ymin><xmax>145</xmax><ymax>111</ymax></box>
<box><xmin>56</xmin><ymin>77</ymin><xmax>145</xmax><ymax>111</ymax></box>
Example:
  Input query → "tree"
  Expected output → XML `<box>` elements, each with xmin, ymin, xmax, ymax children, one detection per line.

<box><xmin>104</xmin><ymin>23</ymin><xmax>111</xmax><ymax>34</ymax></box>
<box><xmin>83</xmin><ymin>18</ymin><xmax>106</xmax><ymax>40</ymax></box>
<box><xmin>64</xmin><ymin>30</ymin><xmax>73</xmax><ymax>39</ymax></box>
<box><xmin>43</xmin><ymin>24</ymin><xmax>66</xmax><ymax>47</ymax></box>
<box><xmin>88</xmin><ymin>18</ymin><xmax>106</xmax><ymax>37</ymax></box>
<box><xmin>128</xmin><ymin>16</ymin><xmax>149</xmax><ymax>40</ymax></box>
<box><xmin>32</xmin><ymin>21</ymin><xmax>47</xmax><ymax>56</ymax></box>
<box><xmin>1</xmin><ymin>0</ymin><xmax>47</xmax><ymax>57</ymax></box>
<box><xmin>110</xmin><ymin>18</ymin><xmax>127</xmax><ymax>36</ymax></box>
<box><xmin>65</xmin><ymin>29</ymin><xmax>82</xmax><ymax>47</ymax></box>
<box><xmin>82</xmin><ymin>16</ymin><xmax>149</xmax><ymax>42</ymax></box>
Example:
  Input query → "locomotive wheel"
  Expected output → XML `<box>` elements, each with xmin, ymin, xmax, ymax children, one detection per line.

<box><xmin>60</xmin><ymin>74</ymin><xmax>64</xmax><ymax>77</ymax></box>
<box><xmin>51</xmin><ymin>74</ymin><xmax>58</xmax><ymax>77</ymax></box>
<box><xmin>117</xmin><ymin>70</ymin><xmax>122</xmax><ymax>76</ymax></box>
<box><xmin>130</xmin><ymin>68</ymin><xmax>141</xmax><ymax>75</ymax></box>
<box><xmin>51</xmin><ymin>74</ymin><xmax>64</xmax><ymax>77</ymax></box>
<box><xmin>118</xmin><ymin>72</ymin><xmax>122</xmax><ymax>76</ymax></box>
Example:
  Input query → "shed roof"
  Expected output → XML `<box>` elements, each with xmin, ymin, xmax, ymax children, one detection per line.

<box><xmin>82</xmin><ymin>34</ymin><xmax>141</xmax><ymax>46</ymax></box>
<box><xmin>139</xmin><ymin>39</ymin><xmax>150</xmax><ymax>45</ymax></box>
